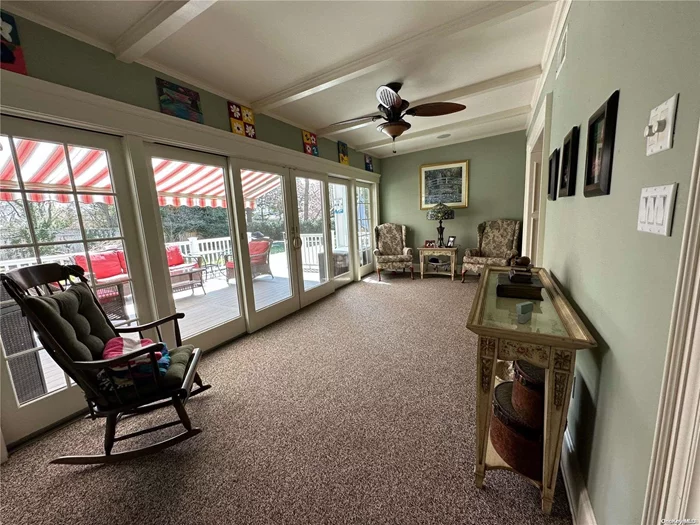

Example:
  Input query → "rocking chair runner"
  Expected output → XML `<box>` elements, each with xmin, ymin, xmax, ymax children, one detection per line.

<box><xmin>1</xmin><ymin>263</ymin><xmax>211</xmax><ymax>465</ymax></box>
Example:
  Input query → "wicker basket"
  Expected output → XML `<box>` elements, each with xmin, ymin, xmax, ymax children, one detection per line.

<box><xmin>512</xmin><ymin>360</ymin><xmax>545</xmax><ymax>429</ymax></box>
<box><xmin>491</xmin><ymin>381</ymin><xmax>542</xmax><ymax>481</ymax></box>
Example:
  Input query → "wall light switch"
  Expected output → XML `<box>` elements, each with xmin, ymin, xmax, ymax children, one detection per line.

<box><xmin>646</xmin><ymin>94</ymin><xmax>678</xmax><ymax>156</ymax></box>
<box><xmin>638</xmin><ymin>183</ymin><xmax>678</xmax><ymax>236</ymax></box>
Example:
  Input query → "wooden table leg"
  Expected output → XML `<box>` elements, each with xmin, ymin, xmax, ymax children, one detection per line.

<box><xmin>541</xmin><ymin>348</ymin><xmax>577</xmax><ymax>513</ymax></box>
<box><xmin>420</xmin><ymin>256</ymin><xmax>424</xmax><ymax>279</ymax></box>
<box><xmin>475</xmin><ymin>336</ymin><xmax>498</xmax><ymax>488</ymax></box>
<box><xmin>451</xmin><ymin>253</ymin><xmax>455</xmax><ymax>281</ymax></box>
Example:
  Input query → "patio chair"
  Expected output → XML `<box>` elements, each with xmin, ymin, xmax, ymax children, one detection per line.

<box><xmin>0</xmin><ymin>263</ymin><xmax>211</xmax><ymax>465</ymax></box>
<box><xmin>225</xmin><ymin>238</ymin><xmax>273</xmax><ymax>281</ymax></box>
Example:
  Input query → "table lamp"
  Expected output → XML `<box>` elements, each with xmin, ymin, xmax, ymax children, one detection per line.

<box><xmin>426</xmin><ymin>202</ymin><xmax>454</xmax><ymax>247</ymax></box>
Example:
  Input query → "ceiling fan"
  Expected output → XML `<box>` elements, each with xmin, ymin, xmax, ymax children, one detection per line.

<box><xmin>329</xmin><ymin>82</ymin><xmax>466</xmax><ymax>153</ymax></box>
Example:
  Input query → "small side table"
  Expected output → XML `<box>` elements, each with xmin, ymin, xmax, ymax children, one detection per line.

<box><xmin>417</xmin><ymin>247</ymin><xmax>458</xmax><ymax>281</ymax></box>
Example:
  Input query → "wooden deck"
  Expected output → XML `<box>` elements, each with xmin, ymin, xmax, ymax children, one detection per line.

<box><xmin>174</xmin><ymin>276</ymin><xmax>314</xmax><ymax>338</ymax></box>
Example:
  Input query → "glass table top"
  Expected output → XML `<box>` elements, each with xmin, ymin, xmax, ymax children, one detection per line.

<box><xmin>480</xmin><ymin>270</ymin><xmax>569</xmax><ymax>337</ymax></box>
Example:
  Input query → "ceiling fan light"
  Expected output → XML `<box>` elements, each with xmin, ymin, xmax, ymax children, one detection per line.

<box><xmin>376</xmin><ymin>120</ymin><xmax>411</xmax><ymax>139</ymax></box>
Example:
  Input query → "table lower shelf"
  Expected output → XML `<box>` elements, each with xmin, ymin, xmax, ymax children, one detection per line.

<box><xmin>484</xmin><ymin>434</ymin><xmax>542</xmax><ymax>490</ymax></box>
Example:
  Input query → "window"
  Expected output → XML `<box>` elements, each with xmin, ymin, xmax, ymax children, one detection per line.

<box><xmin>0</xmin><ymin>135</ymin><xmax>137</xmax><ymax>404</ymax></box>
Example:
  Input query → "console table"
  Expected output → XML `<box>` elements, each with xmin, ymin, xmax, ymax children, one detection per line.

<box><xmin>417</xmin><ymin>246</ymin><xmax>458</xmax><ymax>280</ymax></box>
<box><xmin>466</xmin><ymin>266</ymin><xmax>596</xmax><ymax>513</ymax></box>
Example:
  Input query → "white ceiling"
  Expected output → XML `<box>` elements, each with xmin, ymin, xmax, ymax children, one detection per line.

<box><xmin>4</xmin><ymin>1</ymin><xmax>560</xmax><ymax>158</ymax></box>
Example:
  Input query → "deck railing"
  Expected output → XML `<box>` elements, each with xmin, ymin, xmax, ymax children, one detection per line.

<box><xmin>1</xmin><ymin>230</ymin><xmax>372</xmax><ymax>274</ymax></box>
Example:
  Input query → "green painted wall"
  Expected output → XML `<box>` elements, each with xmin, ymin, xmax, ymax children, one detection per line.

<box><xmin>379</xmin><ymin>131</ymin><xmax>526</xmax><ymax>256</ymax></box>
<box><xmin>6</xmin><ymin>14</ymin><xmax>381</xmax><ymax>173</ymax></box>
<box><xmin>534</xmin><ymin>2</ymin><xmax>700</xmax><ymax>523</ymax></box>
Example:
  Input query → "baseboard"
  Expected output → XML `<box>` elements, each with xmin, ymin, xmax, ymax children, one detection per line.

<box><xmin>561</xmin><ymin>429</ymin><xmax>597</xmax><ymax>525</ymax></box>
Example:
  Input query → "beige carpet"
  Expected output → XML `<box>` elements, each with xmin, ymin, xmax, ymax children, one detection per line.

<box><xmin>0</xmin><ymin>274</ymin><xmax>572</xmax><ymax>524</ymax></box>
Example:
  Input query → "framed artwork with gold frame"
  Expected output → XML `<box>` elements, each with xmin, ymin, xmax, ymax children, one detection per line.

<box><xmin>419</xmin><ymin>160</ymin><xmax>468</xmax><ymax>210</ymax></box>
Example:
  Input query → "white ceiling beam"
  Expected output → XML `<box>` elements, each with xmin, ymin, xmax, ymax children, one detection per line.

<box><xmin>114</xmin><ymin>1</ymin><xmax>217</xmax><ymax>63</ymax></box>
<box><xmin>251</xmin><ymin>1</ymin><xmax>551</xmax><ymax>112</ymax></box>
<box><xmin>356</xmin><ymin>106</ymin><xmax>531</xmax><ymax>151</ymax></box>
<box><xmin>317</xmin><ymin>65</ymin><xmax>541</xmax><ymax>137</ymax></box>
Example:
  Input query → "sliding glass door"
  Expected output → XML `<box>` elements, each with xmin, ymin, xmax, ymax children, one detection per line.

<box><xmin>291</xmin><ymin>171</ymin><xmax>334</xmax><ymax>307</ymax></box>
<box><xmin>356</xmin><ymin>182</ymin><xmax>376</xmax><ymax>277</ymax></box>
<box><xmin>0</xmin><ymin>116</ymin><xmax>150</xmax><ymax>444</ymax></box>
<box><xmin>144</xmin><ymin>144</ymin><xmax>245</xmax><ymax>350</ymax></box>
<box><xmin>230</xmin><ymin>160</ymin><xmax>299</xmax><ymax>331</ymax></box>
<box><xmin>328</xmin><ymin>178</ymin><xmax>354</xmax><ymax>287</ymax></box>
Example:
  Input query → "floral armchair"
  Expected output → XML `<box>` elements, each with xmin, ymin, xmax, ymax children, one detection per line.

<box><xmin>461</xmin><ymin>219</ymin><xmax>521</xmax><ymax>282</ymax></box>
<box><xmin>373</xmin><ymin>223</ymin><xmax>414</xmax><ymax>281</ymax></box>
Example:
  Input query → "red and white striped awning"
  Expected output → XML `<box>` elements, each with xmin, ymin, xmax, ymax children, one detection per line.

<box><xmin>0</xmin><ymin>137</ymin><xmax>280</xmax><ymax>209</ymax></box>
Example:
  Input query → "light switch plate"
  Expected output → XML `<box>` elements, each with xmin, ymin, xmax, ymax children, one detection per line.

<box><xmin>646</xmin><ymin>94</ymin><xmax>678</xmax><ymax>156</ymax></box>
<box><xmin>638</xmin><ymin>183</ymin><xmax>678</xmax><ymax>236</ymax></box>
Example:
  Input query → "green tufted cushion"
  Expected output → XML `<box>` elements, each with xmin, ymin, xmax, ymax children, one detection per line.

<box><xmin>25</xmin><ymin>283</ymin><xmax>116</xmax><ymax>361</ymax></box>
<box><xmin>163</xmin><ymin>345</ymin><xmax>194</xmax><ymax>388</ymax></box>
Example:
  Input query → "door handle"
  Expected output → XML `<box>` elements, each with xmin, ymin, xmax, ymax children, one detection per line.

<box><xmin>293</xmin><ymin>236</ymin><xmax>302</xmax><ymax>250</ymax></box>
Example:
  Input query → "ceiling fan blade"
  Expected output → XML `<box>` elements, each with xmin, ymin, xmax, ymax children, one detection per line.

<box><xmin>406</xmin><ymin>102</ymin><xmax>466</xmax><ymax>117</ymax></box>
<box><xmin>376</xmin><ymin>85</ymin><xmax>403</xmax><ymax>109</ymax></box>
<box><xmin>327</xmin><ymin>115</ymin><xmax>383</xmax><ymax>127</ymax></box>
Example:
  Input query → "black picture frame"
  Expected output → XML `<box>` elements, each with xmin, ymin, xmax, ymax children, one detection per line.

<box><xmin>559</xmin><ymin>126</ymin><xmax>579</xmax><ymax>197</ymax></box>
<box><xmin>446</xmin><ymin>235</ymin><xmax>456</xmax><ymax>247</ymax></box>
<box><xmin>584</xmin><ymin>90</ymin><xmax>619</xmax><ymax>197</ymax></box>
<box><xmin>548</xmin><ymin>148</ymin><xmax>560</xmax><ymax>201</ymax></box>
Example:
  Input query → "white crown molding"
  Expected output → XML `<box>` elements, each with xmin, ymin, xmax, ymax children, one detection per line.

<box><xmin>1</xmin><ymin>1</ymin><xmax>114</xmax><ymax>53</ymax></box>
<box><xmin>561</xmin><ymin>430</ymin><xmax>598</xmax><ymax>525</ymax></box>
<box><xmin>114</xmin><ymin>1</ymin><xmax>217</xmax><ymax>63</ymax></box>
<box><xmin>373</xmin><ymin>123</ymin><xmax>527</xmax><ymax>159</ymax></box>
<box><xmin>642</xmin><ymin>118</ymin><xmax>700</xmax><ymax>524</ymax></box>
<box><xmin>0</xmin><ymin>71</ymin><xmax>380</xmax><ymax>182</ymax></box>
<box><xmin>251</xmin><ymin>1</ymin><xmax>550</xmax><ymax>112</ymax></box>
<box><xmin>526</xmin><ymin>0</ymin><xmax>572</xmax><ymax>131</ymax></box>
<box><xmin>317</xmin><ymin>65</ymin><xmax>541</xmax><ymax>137</ymax></box>
<box><xmin>358</xmin><ymin>106</ymin><xmax>531</xmax><ymax>151</ymax></box>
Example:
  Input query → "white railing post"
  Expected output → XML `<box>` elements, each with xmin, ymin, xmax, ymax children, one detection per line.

<box><xmin>187</xmin><ymin>236</ymin><xmax>198</xmax><ymax>256</ymax></box>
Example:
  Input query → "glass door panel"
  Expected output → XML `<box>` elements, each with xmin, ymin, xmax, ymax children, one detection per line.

<box><xmin>0</xmin><ymin>116</ymin><xmax>147</xmax><ymax>445</ymax></box>
<box><xmin>291</xmin><ymin>171</ymin><xmax>334</xmax><ymax>308</ymax></box>
<box><xmin>356</xmin><ymin>183</ymin><xmax>375</xmax><ymax>277</ymax></box>
<box><xmin>328</xmin><ymin>179</ymin><xmax>353</xmax><ymax>286</ymax></box>
<box><xmin>146</xmin><ymin>146</ymin><xmax>243</xmax><ymax>345</ymax></box>
<box><xmin>232</xmin><ymin>161</ymin><xmax>300</xmax><ymax>332</ymax></box>
<box><xmin>242</xmin><ymin>170</ymin><xmax>292</xmax><ymax>310</ymax></box>
<box><xmin>295</xmin><ymin>176</ymin><xmax>327</xmax><ymax>291</ymax></box>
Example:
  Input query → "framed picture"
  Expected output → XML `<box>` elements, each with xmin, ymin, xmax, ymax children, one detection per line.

<box><xmin>1</xmin><ymin>11</ymin><xmax>27</xmax><ymax>75</ymax></box>
<box><xmin>559</xmin><ymin>126</ymin><xmax>579</xmax><ymax>198</ymax></box>
<box><xmin>446</xmin><ymin>236</ymin><xmax>456</xmax><ymax>248</ymax></box>
<box><xmin>302</xmin><ymin>130</ymin><xmax>319</xmax><ymax>156</ymax></box>
<box><xmin>548</xmin><ymin>149</ymin><xmax>560</xmax><ymax>201</ymax></box>
<box><xmin>156</xmin><ymin>78</ymin><xmax>203</xmax><ymax>124</ymax></box>
<box><xmin>338</xmin><ymin>141</ymin><xmax>349</xmax><ymax>165</ymax></box>
<box><xmin>584</xmin><ymin>90</ymin><xmax>619</xmax><ymax>197</ymax></box>
<box><xmin>228</xmin><ymin>101</ymin><xmax>256</xmax><ymax>139</ymax></box>
<box><xmin>419</xmin><ymin>160</ymin><xmax>468</xmax><ymax>210</ymax></box>
<box><xmin>424</xmin><ymin>240</ymin><xmax>436</xmax><ymax>248</ymax></box>
<box><xmin>364</xmin><ymin>154</ymin><xmax>374</xmax><ymax>172</ymax></box>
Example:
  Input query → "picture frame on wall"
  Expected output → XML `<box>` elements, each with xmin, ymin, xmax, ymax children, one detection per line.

<box><xmin>419</xmin><ymin>160</ymin><xmax>468</xmax><ymax>210</ymax></box>
<box><xmin>548</xmin><ymin>149</ymin><xmax>560</xmax><ymax>201</ymax></box>
<box><xmin>559</xmin><ymin>126</ymin><xmax>579</xmax><ymax>198</ymax></box>
<box><xmin>584</xmin><ymin>90</ymin><xmax>619</xmax><ymax>197</ymax></box>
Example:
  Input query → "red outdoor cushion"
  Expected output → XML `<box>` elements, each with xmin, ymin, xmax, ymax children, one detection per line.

<box><xmin>249</xmin><ymin>240</ymin><xmax>270</xmax><ymax>255</ymax></box>
<box><xmin>74</xmin><ymin>251</ymin><xmax>123</xmax><ymax>280</ymax></box>
<box><xmin>165</xmin><ymin>245</ymin><xmax>185</xmax><ymax>267</ymax></box>
<box><xmin>225</xmin><ymin>261</ymin><xmax>235</xmax><ymax>269</ymax></box>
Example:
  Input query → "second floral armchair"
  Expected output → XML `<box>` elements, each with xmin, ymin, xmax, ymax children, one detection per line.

<box><xmin>461</xmin><ymin>219</ymin><xmax>521</xmax><ymax>282</ymax></box>
<box><xmin>373</xmin><ymin>223</ymin><xmax>414</xmax><ymax>281</ymax></box>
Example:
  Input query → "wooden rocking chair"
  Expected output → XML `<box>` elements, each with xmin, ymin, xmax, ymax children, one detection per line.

<box><xmin>1</xmin><ymin>263</ymin><xmax>211</xmax><ymax>465</ymax></box>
